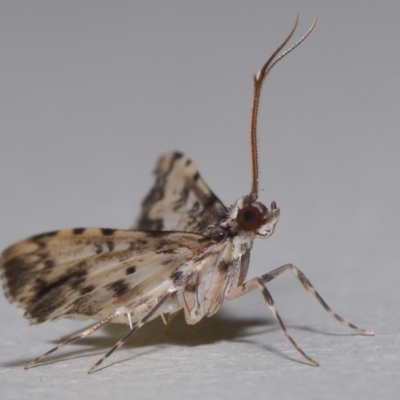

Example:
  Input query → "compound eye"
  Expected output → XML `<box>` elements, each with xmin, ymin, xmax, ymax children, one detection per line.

<box><xmin>236</xmin><ymin>206</ymin><xmax>264</xmax><ymax>231</ymax></box>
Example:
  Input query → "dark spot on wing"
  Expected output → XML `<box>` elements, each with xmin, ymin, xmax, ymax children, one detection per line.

<box><xmin>101</xmin><ymin>228</ymin><xmax>116</xmax><ymax>236</ymax></box>
<box><xmin>28</xmin><ymin>266</ymin><xmax>90</xmax><ymax>322</ymax></box>
<box><xmin>135</xmin><ymin>153</ymin><xmax>186</xmax><ymax>231</ymax></box>
<box><xmin>3</xmin><ymin>253</ymin><xmax>90</xmax><ymax>322</ymax></box>
<box><xmin>156</xmin><ymin>248</ymin><xmax>176</xmax><ymax>255</ymax></box>
<box><xmin>204</xmin><ymin>193</ymin><xmax>218</xmax><ymax>208</ymax></box>
<box><xmin>28</xmin><ymin>290</ymin><xmax>68</xmax><ymax>323</ymax></box>
<box><xmin>125</xmin><ymin>266</ymin><xmax>136</xmax><ymax>275</ymax></box>
<box><xmin>31</xmin><ymin>231</ymin><xmax>58</xmax><ymax>241</ymax></box>
<box><xmin>149</xmin><ymin>219</ymin><xmax>163</xmax><ymax>230</ymax></box>
<box><xmin>170</xmin><ymin>270</ymin><xmax>183</xmax><ymax>283</ymax></box>
<box><xmin>145</xmin><ymin>231</ymin><xmax>166</xmax><ymax>238</ymax></box>
<box><xmin>218</xmin><ymin>260</ymin><xmax>229</xmax><ymax>273</ymax></box>
<box><xmin>66</xmin><ymin>295</ymin><xmax>98</xmax><ymax>317</ymax></box>
<box><xmin>192</xmin><ymin>201</ymin><xmax>200</xmax><ymax>212</ymax></box>
<box><xmin>193</xmin><ymin>171</ymin><xmax>200</xmax><ymax>181</ymax></box>
<box><xmin>106</xmin><ymin>279</ymin><xmax>130</xmax><ymax>298</ymax></box>
<box><xmin>44</xmin><ymin>260</ymin><xmax>54</xmax><ymax>269</ymax></box>
<box><xmin>95</xmin><ymin>243</ymin><xmax>103</xmax><ymax>254</ymax></box>
<box><xmin>128</xmin><ymin>239</ymin><xmax>148</xmax><ymax>252</ymax></box>
<box><xmin>161</xmin><ymin>258</ymin><xmax>176</xmax><ymax>266</ymax></box>
<box><xmin>202</xmin><ymin>226</ymin><xmax>230</xmax><ymax>243</ymax></box>
<box><xmin>136</xmin><ymin>216</ymin><xmax>163</xmax><ymax>231</ymax></box>
<box><xmin>73</xmin><ymin>228</ymin><xmax>86</xmax><ymax>235</ymax></box>
<box><xmin>80</xmin><ymin>285</ymin><xmax>95</xmax><ymax>295</ymax></box>
<box><xmin>155</xmin><ymin>239</ymin><xmax>167</xmax><ymax>250</ymax></box>
<box><xmin>30</xmin><ymin>231</ymin><xmax>59</xmax><ymax>248</ymax></box>
<box><xmin>31</xmin><ymin>262</ymin><xmax>88</xmax><ymax>301</ymax></box>
<box><xmin>33</xmin><ymin>277</ymin><xmax>48</xmax><ymax>292</ymax></box>
<box><xmin>172</xmin><ymin>152</ymin><xmax>184</xmax><ymax>162</ymax></box>
<box><xmin>68</xmin><ymin>262</ymin><xmax>89</xmax><ymax>289</ymax></box>
<box><xmin>106</xmin><ymin>241</ymin><xmax>115</xmax><ymax>252</ymax></box>
<box><xmin>2</xmin><ymin>256</ymin><xmax>40</xmax><ymax>299</ymax></box>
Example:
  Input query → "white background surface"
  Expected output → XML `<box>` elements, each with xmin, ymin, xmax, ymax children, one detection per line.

<box><xmin>0</xmin><ymin>2</ymin><xmax>399</xmax><ymax>399</ymax></box>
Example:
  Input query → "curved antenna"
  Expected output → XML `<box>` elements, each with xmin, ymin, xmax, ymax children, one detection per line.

<box><xmin>249</xmin><ymin>15</ymin><xmax>318</xmax><ymax>199</ymax></box>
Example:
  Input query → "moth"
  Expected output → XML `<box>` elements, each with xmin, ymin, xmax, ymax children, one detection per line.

<box><xmin>0</xmin><ymin>15</ymin><xmax>373</xmax><ymax>374</ymax></box>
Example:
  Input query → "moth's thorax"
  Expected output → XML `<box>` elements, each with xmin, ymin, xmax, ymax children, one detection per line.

<box><xmin>227</xmin><ymin>195</ymin><xmax>280</xmax><ymax>239</ymax></box>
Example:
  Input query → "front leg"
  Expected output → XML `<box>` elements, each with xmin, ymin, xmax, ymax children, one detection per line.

<box><xmin>225</xmin><ymin>263</ymin><xmax>374</xmax><ymax>365</ymax></box>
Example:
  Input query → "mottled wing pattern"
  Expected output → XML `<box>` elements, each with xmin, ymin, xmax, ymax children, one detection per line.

<box><xmin>0</xmin><ymin>228</ymin><xmax>212</xmax><ymax>324</ymax></box>
<box><xmin>134</xmin><ymin>152</ymin><xmax>227</xmax><ymax>232</ymax></box>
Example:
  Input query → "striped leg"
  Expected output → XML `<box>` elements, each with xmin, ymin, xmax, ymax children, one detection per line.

<box><xmin>25</xmin><ymin>311</ymin><xmax>119</xmax><ymax>369</ymax></box>
<box><xmin>87</xmin><ymin>293</ymin><xmax>171</xmax><ymax>374</ymax></box>
<box><xmin>226</xmin><ymin>263</ymin><xmax>374</xmax><ymax>365</ymax></box>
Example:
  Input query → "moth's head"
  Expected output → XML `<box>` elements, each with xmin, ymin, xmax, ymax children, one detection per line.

<box><xmin>230</xmin><ymin>195</ymin><xmax>280</xmax><ymax>238</ymax></box>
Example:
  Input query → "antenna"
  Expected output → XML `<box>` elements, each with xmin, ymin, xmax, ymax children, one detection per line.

<box><xmin>249</xmin><ymin>15</ymin><xmax>318</xmax><ymax>199</ymax></box>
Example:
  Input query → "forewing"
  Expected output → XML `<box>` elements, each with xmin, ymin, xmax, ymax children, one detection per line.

<box><xmin>134</xmin><ymin>152</ymin><xmax>227</xmax><ymax>232</ymax></box>
<box><xmin>0</xmin><ymin>228</ymin><xmax>211</xmax><ymax>323</ymax></box>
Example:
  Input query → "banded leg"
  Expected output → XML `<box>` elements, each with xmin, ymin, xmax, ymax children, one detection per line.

<box><xmin>87</xmin><ymin>293</ymin><xmax>171</xmax><ymax>374</ymax></box>
<box><xmin>261</xmin><ymin>264</ymin><xmax>373</xmax><ymax>335</ymax></box>
<box><xmin>227</xmin><ymin>276</ymin><xmax>320</xmax><ymax>366</ymax></box>
<box><xmin>25</xmin><ymin>311</ymin><xmax>119</xmax><ymax>369</ymax></box>
<box><xmin>226</xmin><ymin>263</ymin><xmax>374</xmax><ymax>365</ymax></box>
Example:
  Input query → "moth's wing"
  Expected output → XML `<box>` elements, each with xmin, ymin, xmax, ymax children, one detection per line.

<box><xmin>134</xmin><ymin>152</ymin><xmax>227</xmax><ymax>232</ymax></box>
<box><xmin>0</xmin><ymin>228</ymin><xmax>212</xmax><ymax>324</ymax></box>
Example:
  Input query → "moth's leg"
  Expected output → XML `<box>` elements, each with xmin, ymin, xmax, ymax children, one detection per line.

<box><xmin>271</xmin><ymin>264</ymin><xmax>373</xmax><ymax>334</ymax></box>
<box><xmin>25</xmin><ymin>311</ymin><xmax>119</xmax><ymax>369</ymax></box>
<box><xmin>87</xmin><ymin>293</ymin><xmax>171</xmax><ymax>374</ymax></box>
<box><xmin>113</xmin><ymin>305</ymin><xmax>135</xmax><ymax>329</ymax></box>
<box><xmin>160</xmin><ymin>312</ymin><xmax>168</xmax><ymax>325</ymax></box>
<box><xmin>227</xmin><ymin>276</ymin><xmax>320</xmax><ymax>366</ymax></box>
<box><xmin>234</xmin><ymin>264</ymin><xmax>373</xmax><ymax>335</ymax></box>
<box><xmin>163</xmin><ymin>309</ymin><xmax>184</xmax><ymax>332</ymax></box>
<box><xmin>127</xmin><ymin>313</ymin><xmax>133</xmax><ymax>330</ymax></box>
<box><xmin>226</xmin><ymin>263</ymin><xmax>374</xmax><ymax>364</ymax></box>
